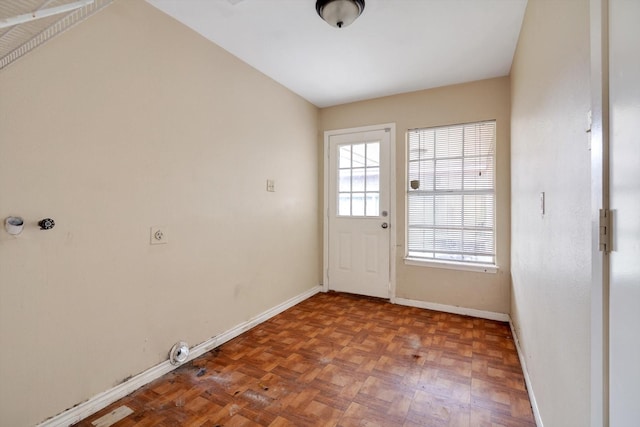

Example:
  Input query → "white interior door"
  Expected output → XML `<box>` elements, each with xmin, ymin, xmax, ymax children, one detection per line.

<box><xmin>326</xmin><ymin>128</ymin><xmax>391</xmax><ymax>299</ymax></box>
<box><xmin>609</xmin><ymin>1</ymin><xmax>640</xmax><ymax>425</ymax></box>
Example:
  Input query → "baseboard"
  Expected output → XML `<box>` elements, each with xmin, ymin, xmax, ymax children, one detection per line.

<box><xmin>393</xmin><ymin>297</ymin><xmax>510</xmax><ymax>322</ymax></box>
<box><xmin>509</xmin><ymin>319</ymin><xmax>544</xmax><ymax>427</ymax></box>
<box><xmin>38</xmin><ymin>285</ymin><xmax>322</xmax><ymax>427</ymax></box>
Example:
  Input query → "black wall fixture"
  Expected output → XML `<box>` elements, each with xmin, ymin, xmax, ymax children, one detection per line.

<box><xmin>38</xmin><ymin>218</ymin><xmax>55</xmax><ymax>230</ymax></box>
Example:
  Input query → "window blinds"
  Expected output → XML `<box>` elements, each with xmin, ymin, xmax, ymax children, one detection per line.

<box><xmin>407</xmin><ymin>121</ymin><xmax>496</xmax><ymax>264</ymax></box>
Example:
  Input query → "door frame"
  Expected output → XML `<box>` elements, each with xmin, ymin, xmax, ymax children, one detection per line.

<box><xmin>590</xmin><ymin>0</ymin><xmax>610</xmax><ymax>425</ymax></box>
<box><xmin>323</xmin><ymin>123</ymin><xmax>397</xmax><ymax>299</ymax></box>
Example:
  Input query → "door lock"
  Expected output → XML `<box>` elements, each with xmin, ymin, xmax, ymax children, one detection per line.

<box><xmin>381</xmin><ymin>222</ymin><xmax>389</xmax><ymax>229</ymax></box>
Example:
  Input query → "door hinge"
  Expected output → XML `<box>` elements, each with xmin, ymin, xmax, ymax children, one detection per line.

<box><xmin>599</xmin><ymin>208</ymin><xmax>611</xmax><ymax>253</ymax></box>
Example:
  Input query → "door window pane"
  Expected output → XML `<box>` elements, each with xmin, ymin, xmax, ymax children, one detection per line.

<box><xmin>352</xmin><ymin>168</ymin><xmax>365</xmax><ymax>192</ymax></box>
<box><xmin>338</xmin><ymin>193</ymin><xmax>351</xmax><ymax>216</ymax></box>
<box><xmin>366</xmin><ymin>167</ymin><xmax>379</xmax><ymax>192</ymax></box>
<box><xmin>352</xmin><ymin>144</ymin><xmax>366</xmax><ymax>167</ymax></box>
<box><xmin>336</xmin><ymin>142</ymin><xmax>382</xmax><ymax>217</ymax></box>
<box><xmin>339</xmin><ymin>170</ymin><xmax>351</xmax><ymax>192</ymax></box>
<box><xmin>367</xmin><ymin>143</ymin><xmax>380</xmax><ymax>166</ymax></box>
<box><xmin>339</xmin><ymin>146</ymin><xmax>351</xmax><ymax>169</ymax></box>
<box><xmin>352</xmin><ymin>193</ymin><xmax>365</xmax><ymax>216</ymax></box>
<box><xmin>366</xmin><ymin>193</ymin><xmax>380</xmax><ymax>216</ymax></box>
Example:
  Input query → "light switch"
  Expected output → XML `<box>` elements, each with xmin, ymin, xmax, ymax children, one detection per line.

<box><xmin>266</xmin><ymin>179</ymin><xmax>275</xmax><ymax>192</ymax></box>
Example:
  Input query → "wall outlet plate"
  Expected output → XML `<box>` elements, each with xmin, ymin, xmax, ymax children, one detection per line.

<box><xmin>150</xmin><ymin>226</ymin><xmax>168</xmax><ymax>245</ymax></box>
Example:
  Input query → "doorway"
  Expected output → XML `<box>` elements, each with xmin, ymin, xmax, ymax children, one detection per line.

<box><xmin>323</xmin><ymin>124</ymin><xmax>396</xmax><ymax>299</ymax></box>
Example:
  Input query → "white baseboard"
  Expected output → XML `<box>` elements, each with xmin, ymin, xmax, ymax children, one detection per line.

<box><xmin>509</xmin><ymin>320</ymin><xmax>544</xmax><ymax>427</ymax></box>
<box><xmin>38</xmin><ymin>285</ymin><xmax>322</xmax><ymax>427</ymax></box>
<box><xmin>393</xmin><ymin>297</ymin><xmax>510</xmax><ymax>322</ymax></box>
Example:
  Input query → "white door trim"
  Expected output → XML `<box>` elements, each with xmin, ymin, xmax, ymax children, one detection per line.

<box><xmin>590</xmin><ymin>0</ymin><xmax>609</xmax><ymax>425</ymax></box>
<box><xmin>323</xmin><ymin>123</ymin><xmax>397</xmax><ymax>299</ymax></box>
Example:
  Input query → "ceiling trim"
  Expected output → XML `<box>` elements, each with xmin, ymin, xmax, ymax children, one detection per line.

<box><xmin>0</xmin><ymin>0</ymin><xmax>114</xmax><ymax>72</ymax></box>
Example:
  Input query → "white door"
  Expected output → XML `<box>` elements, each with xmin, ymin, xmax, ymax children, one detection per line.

<box><xmin>609</xmin><ymin>1</ymin><xmax>640</xmax><ymax>425</ymax></box>
<box><xmin>326</xmin><ymin>128</ymin><xmax>391</xmax><ymax>298</ymax></box>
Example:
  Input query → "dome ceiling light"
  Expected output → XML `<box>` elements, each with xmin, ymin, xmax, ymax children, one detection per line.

<box><xmin>316</xmin><ymin>0</ymin><xmax>365</xmax><ymax>28</ymax></box>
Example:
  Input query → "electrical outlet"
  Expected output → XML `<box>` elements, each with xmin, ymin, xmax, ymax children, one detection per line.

<box><xmin>150</xmin><ymin>226</ymin><xmax>168</xmax><ymax>245</ymax></box>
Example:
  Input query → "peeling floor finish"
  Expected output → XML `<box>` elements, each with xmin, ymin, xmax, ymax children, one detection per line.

<box><xmin>73</xmin><ymin>292</ymin><xmax>535</xmax><ymax>426</ymax></box>
<box><xmin>90</xmin><ymin>406</ymin><xmax>133</xmax><ymax>427</ymax></box>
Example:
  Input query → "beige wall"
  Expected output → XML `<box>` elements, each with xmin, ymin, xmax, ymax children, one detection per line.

<box><xmin>0</xmin><ymin>1</ymin><xmax>319</xmax><ymax>425</ymax></box>
<box><xmin>320</xmin><ymin>77</ymin><xmax>511</xmax><ymax>314</ymax></box>
<box><xmin>510</xmin><ymin>0</ymin><xmax>591</xmax><ymax>425</ymax></box>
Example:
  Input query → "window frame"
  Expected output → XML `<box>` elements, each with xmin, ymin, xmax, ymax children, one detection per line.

<box><xmin>404</xmin><ymin>120</ymin><xmax>498</xmax><ymax>273</ymax></box>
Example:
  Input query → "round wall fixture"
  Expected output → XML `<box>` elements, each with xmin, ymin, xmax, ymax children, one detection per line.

<box><xmin>169</xmin><ymin>341</ymin><xmax>189</xmax><ymax>365</ymax></box>
<box><xmin>5</xmin><ymin>217</ymin><xmax>24</xmax><ymax>235</ymax></box>
<box><xmin>38</xmin><ymin>218</ymin><xmax>55</xmax><ymax>230</ymax></box>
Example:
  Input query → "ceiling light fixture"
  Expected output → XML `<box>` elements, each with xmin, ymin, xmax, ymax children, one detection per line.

<box><xmin>316</xmin><ymin>0</ymin><xmax>365</xmax><ymax>29</ymax></box>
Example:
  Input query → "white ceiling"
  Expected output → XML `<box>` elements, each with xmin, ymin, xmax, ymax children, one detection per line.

<box><xmin>146</xmin><ymin>0</ymin><xmax>527</xmax><ymax>108</ymax></box>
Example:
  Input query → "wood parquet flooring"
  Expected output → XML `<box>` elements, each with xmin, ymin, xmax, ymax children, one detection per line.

<box><xmin>74</xmin><ymin>292</ymin><xmax>535</xmax><ymax>427</ymax></box>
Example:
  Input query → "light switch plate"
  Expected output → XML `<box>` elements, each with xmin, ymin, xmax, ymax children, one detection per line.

<box><xmin>266</xmin><ymin>179</ymin><xmax>275</xmax><ymax>192</ymax></box>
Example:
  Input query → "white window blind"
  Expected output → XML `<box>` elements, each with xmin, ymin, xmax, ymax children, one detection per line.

<box><xmin>407</xmin><ymin>121</ymin><xmax>496</xmax><ymax>265</ymax></box>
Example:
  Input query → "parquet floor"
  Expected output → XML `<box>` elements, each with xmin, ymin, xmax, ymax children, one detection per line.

<box><xmin>74</xmin><ymin>292</ymin><xmax>535</xmax><ymax>427</ymax></box>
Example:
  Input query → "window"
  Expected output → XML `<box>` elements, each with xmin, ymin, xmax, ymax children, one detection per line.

<box><xmin>406</xmin><ymin>121</ymin><xmax>496</xmax><ymax>266</ymax></box>
<box><xmin>338</xmin><ymin>142</ymin><xmax>380</xmax><ymax>217</ymax></box>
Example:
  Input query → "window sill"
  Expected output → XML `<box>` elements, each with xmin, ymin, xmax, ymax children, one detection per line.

<box><xmin>403</xmin><ymin>257</ymin><xmax>498</xmax><ymax>274</ymax></box>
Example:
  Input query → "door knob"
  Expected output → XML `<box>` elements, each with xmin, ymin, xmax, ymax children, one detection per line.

<box><xmin>381</xmin><ymin>222</ymin><xmax>389</xmax><ymax>229</ymax></box>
